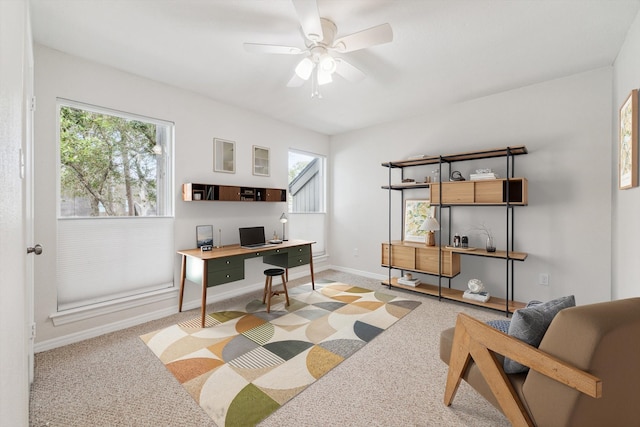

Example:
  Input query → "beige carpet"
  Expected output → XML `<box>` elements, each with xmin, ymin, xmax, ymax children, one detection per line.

<box><xmin>29</xmin><ymin>270</ymin><xmax>510</xmax><ymax>426</ymax></box>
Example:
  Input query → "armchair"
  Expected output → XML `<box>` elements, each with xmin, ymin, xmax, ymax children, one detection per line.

<box><xmin>440</xmin><ymin>298</ymin><xmax>640</xmax><ymax>427</ymax></box>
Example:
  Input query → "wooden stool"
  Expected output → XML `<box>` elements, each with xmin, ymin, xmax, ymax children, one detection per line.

<box><xmin>263</xmin><ymin>268</ymin><xmax>289</xmax><ymax>313</ymax></box>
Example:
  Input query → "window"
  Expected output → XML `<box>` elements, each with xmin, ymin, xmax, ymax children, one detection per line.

<box><xmin>56</xmin><ymin>100</ymin><xmax>175</xmax><ymax>313</ymax></box>
<box><xmin>59</xmin><ymin>101</ymin><xmax>171</xmax><ymax>217</ymax></box>
<box><xmin>288</xmin><ymin>150</ymin><xmax>326</xmax><ymax>255</ymax></box>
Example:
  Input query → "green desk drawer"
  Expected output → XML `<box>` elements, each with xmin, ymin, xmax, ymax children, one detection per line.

<box><xmin>207</xmin><ymin>256</ymin><xmax>243</xmax><ymax>271</ymax></box>
<box><xmin>288</xmin><ymin>245</ymin><xmax>310</xmax><ymax>267</ymax></box>
<box><xmin>208</xmin><ymin>267</ymin><xmax>244</xmax><ymax>286</ymax></box>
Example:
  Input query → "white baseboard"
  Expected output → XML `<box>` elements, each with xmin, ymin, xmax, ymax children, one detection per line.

<box><xmin>35</xmin><ymin>264</ymin><xmax>333</xmax><ymax>353</ymax></box>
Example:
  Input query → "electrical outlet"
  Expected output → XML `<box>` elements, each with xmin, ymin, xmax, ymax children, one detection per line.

<box><xmin>539</xmin><ymin>273</ymin><xmax>549</xmax><ymax>286</ymax></box>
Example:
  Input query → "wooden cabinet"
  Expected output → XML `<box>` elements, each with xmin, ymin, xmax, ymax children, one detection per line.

<box><xmin>430</xmin><ymin>178</ymin><xmax>528</xmax><ymax>205</ymax></box>
<box><xmin>382</xmin><ymin>242</ymin><xmax>460</xmax><ymax>277</ymax></box>
<box><xmin>182</xmin><ymin>183</ymin><xmax>286</xmax><ymax>202</ymax></box>
<box><xmin>381</xmin><ymin>146</ymin><xmax>528</xmax><ymax>314</ymax></box>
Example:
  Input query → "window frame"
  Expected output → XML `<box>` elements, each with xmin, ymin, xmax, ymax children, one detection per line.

<box><xmin>56</xmin><ymin>98</ymin><xmax>175</xmax><ymax>219</ymax></box>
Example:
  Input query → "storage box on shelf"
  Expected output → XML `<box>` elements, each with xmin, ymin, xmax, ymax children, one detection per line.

<box><xmin>381</xmin><ymin>146</ymin><xmax>528</xmax><ymax>314</ymax></box>
<box><xmin>182</xmin><ymin>183</ymin><xmax>286</xmax><ymax>202</ymax></box>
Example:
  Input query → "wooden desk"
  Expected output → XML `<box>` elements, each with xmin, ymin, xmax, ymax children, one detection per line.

<box><xmin>177</xmin><ymin>239</ymin><xmax>315</xmax><ymax>327</ymax></box>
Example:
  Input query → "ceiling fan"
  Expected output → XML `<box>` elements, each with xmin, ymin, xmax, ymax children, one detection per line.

<box><xmin>243</xmin><ymin>0</ymin><xmax>393</xmax><ymax>97</ymax></box>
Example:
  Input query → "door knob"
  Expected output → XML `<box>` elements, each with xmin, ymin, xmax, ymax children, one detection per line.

<box><xmin>27</xmin><ymin>244</ymin><xmax>43</xmax><ymax>255</ymax></box>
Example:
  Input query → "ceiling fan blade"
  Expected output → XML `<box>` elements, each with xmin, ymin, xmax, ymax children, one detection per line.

<box><xmin>332</xmin><ymin>23</ymin><xmax>393</xmax><ymax>53</ymax></box>
<box><xmin>287</xmin><ymin>73</ymin><xmax>306</xmax><ymax>87</ymax></box>
<box><xmin>291</xmin><ymin>0</ymin><xmax>323</xmax><ymax>42</ymax></box>
<box><xmin>243</xmin><ymin>43</ymin><xmax>302</xmax><ymax>55</ymax></box>
<box><xmin>334</xmin><ymin>58</ymin><xmax>366</xmax><ymax>82</ymax></box>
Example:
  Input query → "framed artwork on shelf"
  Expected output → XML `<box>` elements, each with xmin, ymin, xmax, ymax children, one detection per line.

<box><xmin>619</xmin><ymin>89</ymin><xmax>638</xmax><ymax>190</ymax></box>
<box><xmin>253</xmin><ymin>145</ymin><xmax>270</xmax><ymax>176</ymax></box>
<box><xmin>213</xmin><ymin>138</ymin><xmax>235</xmax><ymax>173</ymax></box>
<box><xmin>196</xmin><ymin>225</ymin><xmax>213</xmax><ymax>248</ymax></box>
<box><xmin>403</xmin><ymin>199</ymin><xmax>435</xmax><ymax>243</ymax></box>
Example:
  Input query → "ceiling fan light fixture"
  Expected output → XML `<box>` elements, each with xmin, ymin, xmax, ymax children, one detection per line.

<box><xmin>294</xmin><ymin>57</ymin><xmax>314</xmax><ymax>80</ymax></box>
<box><xmin>318</xmin><ymin>53</ymin><xmax>336</xmax><ymax>74</ymax></box>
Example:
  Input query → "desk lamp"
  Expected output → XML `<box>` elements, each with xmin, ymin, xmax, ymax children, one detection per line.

<box><xmin>279</xmin><ymin>213</ymin><xmax>288</xmax><ymax>241</ymax></box>
<box><xmin>420</xmin><ymin>216</ymin><xmax>439</xmax><ymax>246</ymax></box>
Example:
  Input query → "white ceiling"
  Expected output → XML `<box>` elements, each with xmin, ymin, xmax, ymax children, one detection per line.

<box><xmin>30</xmin><ymin>0</ymin><xmax>640</xmax><ymax>135</ymax></box>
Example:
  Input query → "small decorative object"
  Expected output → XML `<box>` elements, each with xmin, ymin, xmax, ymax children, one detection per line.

<box><xmin>404</xmin><ymin>273</ymin><xmax>412</xmax><ymax>280</ymax></box>
<box><xmin>464</xmin><ymin>279</ymin><xmax>490</xmax><ymax>302</ymax></box>
<box><xmin>450</xmin><ymin>170</ymin><xmax>465</xmax><ymax>181</ymax></box>
<box><xmin>486</xmin><ymin>236</ymin><xmax>496</xmax><ymax>252</ymax></box>
<box><xmin>619</xmin><ymin>89</ymin><xmax>638</xmax><ymax>189</ymax></box>
<box><xmin>453</xmin><ymin>233</ymin><xmax>461</xmax><ymax>248</ymax></box>
<box><xmin>419</xmin><ymin>215</ymin><xmax>440</xmax><ymax>246</ymax></box>
<box><xmin>196</xmin><ymin>225</ymin><xmax>214</xmax><ymax>248</ymax></box>
<box><xmin>404</xmin><ymin>199</ymin><xmax>435</xmax><ymax>243</ymax></box>
<box><xmin>431</xmin><ymin>169</ymin><xmax>440</xmax><ymax>183</ymax></box>
<box><xmin>214</xmin><ymin>138</ymin><xmax>235</xmax><ymax>173</ymax></box>
<box><xmin>279</xmin><ymin>212</ymin><xmax>288</xmax><ymax>241</ymax></box>
<box><xmin>216</xmin><ymin>229</ymin><xmax>222</xmax><ymax>248</ymax></box>
<box><xmin>253</xmin><ymin>145</ymin><xmax>270</xmax><ymax>176</ymax></box>
<box><xmin>475</xmin><ymin>223</ymin><xmax>496</xmax><ymax>252</ymax></box>
<box><xmin>461</xmin><ymin>235</ymin><xmax>469</xmax><ymax>248</ymax></box>
<box><xmin>468</xmin><ymin>279</ymin><xmax>485</xmax><ymax>293</ymax></box>
<box><xmin>201</xmin><ymin>245</ymin><xmax>212</xmax><ymax>252</ymax></box>
<box><xmin>193</xmin><ymin>190</ymin><xmax>203</xmax><ymax>201</ymax></box>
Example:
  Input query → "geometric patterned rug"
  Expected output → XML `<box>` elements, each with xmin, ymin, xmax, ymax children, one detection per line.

<box><xmin>140</xmin><ymin>280</ymin><xmax>420</xmax><ymax>427</ymax></box>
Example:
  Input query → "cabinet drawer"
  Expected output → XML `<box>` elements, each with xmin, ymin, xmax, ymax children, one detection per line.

<box><xmin>381</xmin><ymin>244</ymin><xmax>415</xmax><ymax>270</ymax></box>
<box><xmin>208</xmin><ymin>267</ymin><xmax>244</xmax><ymax>286</ymax></box>
<box><xmin>207</xmin><ymin>256</ymin><xmax>243</xmax><ymax>271</ymax></box>
<box><xmin>431</xmin><ymin>182</ymin><xmax>474</xmax><ymax>204</ymax></box>
<box><xmin>288</xmin><ymin>255</ymin><xmax>310</xmax><ymax>267</ymax></box>
<box><xmin>415</xmin><ymin>248</ymin><xmax>460</xmax><ymax>277</ymax></box>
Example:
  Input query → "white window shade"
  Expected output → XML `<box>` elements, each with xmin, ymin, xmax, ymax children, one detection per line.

<box><xmin>57</xmin><ymin>217</ymin><xmax>174</xmax><ymax>311</ymax></box>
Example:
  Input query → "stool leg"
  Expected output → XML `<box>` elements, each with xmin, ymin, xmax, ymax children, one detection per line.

<box><xmin>262</xmin><ymin>275</ymin><xmax>269</xmax><ymax>304</ymax></box>
<box><xmin>266</xmin><ymin>276</ymin><xmax>272</xmax><ymax>313</ymax></box>
<box><xmin>281</xmin><ymin>274</ymin><xmax>290</xmax><ymax>307</ymax></box>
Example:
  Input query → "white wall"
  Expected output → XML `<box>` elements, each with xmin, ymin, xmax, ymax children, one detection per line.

<box><xmin>330</xmin><ymin>68</ymin><xmax>613</xmax><ymax>306</ymax></box>
<box><xmin>33</xmin><ymin>45</ymin><xmax>329</xmax><ymax>348</ymax></box>
<box><xmin>612</xmin><ymin>11</ymin><xmax>640</xmax><ymax>299</ymax></box>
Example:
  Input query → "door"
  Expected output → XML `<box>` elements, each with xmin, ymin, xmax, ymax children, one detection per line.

<box><xmin>0</xmin><ymin>1</ymin><xmax>33</xmax><ymax>425</ymax></box>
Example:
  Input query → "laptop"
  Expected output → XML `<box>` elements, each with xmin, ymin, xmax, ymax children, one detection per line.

<box><xmin>239</xmin><ymin>226</ymin><xmax>276</xmax><ymax>249</ymax></box>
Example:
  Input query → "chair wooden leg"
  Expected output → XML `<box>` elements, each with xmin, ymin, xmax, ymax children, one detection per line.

<box><xmin>262</xmin><ymin>276</ymin><xmax>268</xmax><ymax>304</ymax></box>
<box><xmin>281</xmin><ymin>274</ymin><xmax>290</xmax><ymax>307</ymax></box>
<box><xmin>266</xmin><ymin>276</ymin><xmax>272</xmax><ymax>313</ymax></box>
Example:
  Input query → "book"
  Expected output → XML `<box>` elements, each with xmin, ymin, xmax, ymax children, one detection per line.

<box><xmin>463</xmin><ymin>290</ymin><xmax>490</xmax><ymax>302</ymax></box>
<box><xmin>397</xmin><ymin>277</ymin><xmax>421</xmax><ymax>287</ymax></box>
<box><xmin>470</xmin><ymin>173</ymin><xmax>499</xmax><ymax>181</ymax></box>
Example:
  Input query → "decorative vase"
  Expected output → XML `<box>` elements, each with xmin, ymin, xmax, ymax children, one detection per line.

<box><xmin>486</xmin><ymin>236</ymin><xmax>496</xmax><ymax>252</ymax></box>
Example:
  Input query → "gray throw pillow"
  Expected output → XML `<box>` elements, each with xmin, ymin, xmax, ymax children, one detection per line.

<box><xmin>503</xmin><ymin>295</ymin><xmax>576</xmax><ymax>374</ymax></box>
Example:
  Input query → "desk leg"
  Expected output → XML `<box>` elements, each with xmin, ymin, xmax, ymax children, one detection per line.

<box><xmin>201</xmin><ymin>260</ymin><xmax>208</xmax><ymax>328</ymax></box>
<box><xmin>179</xmin><ymin>255</ymin><xmax>186</xmax><ymax>312</ymax></box>
<box><xmin>309</xmin><ymin>245</ymin><xmax>315</xmax><ymax>290</ymax></box>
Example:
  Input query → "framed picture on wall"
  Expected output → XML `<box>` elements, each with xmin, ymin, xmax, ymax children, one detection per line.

<box><xmin>253</xmin><ymin>145</ymin><xmax>270</xmax><ymax>176</ymax></box>
<box><xmin>403</xmin><ymin>199</ymin><xmax>435</xmax><ymax>243</ymax></box>
<box><xmin>619</xmin><ymin>89</ymin><xmax>638</xmax><ymax>190</ymax></box>
<box><xmin>213</xmin><ymin>138</ymin><xmax>235</xmax><ymax>173</ymax></box>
